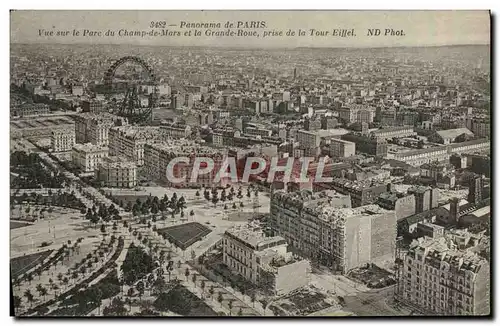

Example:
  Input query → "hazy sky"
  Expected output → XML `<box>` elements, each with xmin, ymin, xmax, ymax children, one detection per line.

<box><xmin>10</xmin><ymin>10</ymin><xmax>490</xmax><ymax>48</ymax></box>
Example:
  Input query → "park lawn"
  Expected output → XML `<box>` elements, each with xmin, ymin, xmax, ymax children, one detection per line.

<box><xmin>11</xmin><ymin>250</ymin><xmax>53</xmax><ymax>279</ymax></box>
<box><xmin>10</xmin><ymin>220</ymin><xmax>32</xmax><ymax>229</ymax></box>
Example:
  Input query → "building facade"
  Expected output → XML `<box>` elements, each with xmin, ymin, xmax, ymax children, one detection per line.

<box><xmin>71</xmin><ymin>143</ymin><xmax>109</xmax><ymax>173</ymax></box>
<box><xmin>270</xmin><ymin>190</ymin><xmax>396</xmax><ymax>274</ymax></box>
<box><xmin>223</xmin><ymin>223</ymin><xmax>311</xmax><ymax>296</ymax></box>
<box><xmin>50</xmin><ymin>127</ymin><xmax>76</xmax><ymax>152</ymax></box>
<box><xmin>96</xmin><ymin>156</ymin><xmax>137</xmax><ymax>188</ymax></box>
<box><xmin>400</xmin><ymin>233</ymin><xmax>490</xmax><ymax>315</ymax></box>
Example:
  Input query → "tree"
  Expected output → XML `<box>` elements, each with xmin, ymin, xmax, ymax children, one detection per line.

<box><xmin>89</xmin><ymin>287</ymin><xmax>104</xmax><ymax>315</ymax></box>
<box><xmin>39</xmin><ymin>286</ymin><xmax>48</xmax><ymax>301</ymax></box>
<box><xmin>191</xmin><ymin>273</ymin><xmax>197</xmax><ymax>286</ymax></box>
<box><xmin>177</xmin><ymin>196</ymin><xmax>186</xmax><ymax>211</ymax></box>
<box><xmin>151</xmin><ymin>203</ymin><xmax>159</xmax><ymax>216</ymax></box>
<box><xmin>152</xmin><ymin>276</ymin><xmax>168</xmax><ymax>296</ymax></box>
<box><xmin>212</xmin><ymin>193</ymin><xmax>219</xmax><ymax>207</ymax></box>
<box><xmin>36</xmin><ymin>283</ymin><xmax>44</xmax><ymax>296</ymax></box>
<box><xmin>90</xmin><ymin>214</ymin><xmax>100</xmax><ymax>228</ymax></box>
<box><xmin>103</xmin><ymin>297</ymin><xmax>128</xmax><ymax>316</ymax></box>
<box><xmin>200</xmin><ymin>280</ymin><xmax>206</xmax><ymax>295</ymax></box>
<box><xmin>13</xmin><ymin>295</ymin><xmax>21</xmax><ymax>314</ymax></box>
<box><xmin>24</xmin><ymin>289</ymin><xmax>34</xmax><ymax>308</ymax></box>
<box><xmin>217</xmin><ymin>291</ymin><xmax>224</xmax><ymax>305</ymax></box>
<box><xmin>136</xmin><ymin>281</ymin><xmax>145</xmax><ymax>302</ymax></box>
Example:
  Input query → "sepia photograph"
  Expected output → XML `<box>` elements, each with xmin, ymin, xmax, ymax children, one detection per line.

<box><xmin>9</xmin><ymin>10</ymin><xmax>491</xmax><ymax>317</ymax></box>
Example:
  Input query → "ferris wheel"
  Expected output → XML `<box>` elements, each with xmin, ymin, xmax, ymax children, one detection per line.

<box><xmin>104</xmin><ymin>56</ymin><xmax>159</xmax><ymax>124</ymax></box>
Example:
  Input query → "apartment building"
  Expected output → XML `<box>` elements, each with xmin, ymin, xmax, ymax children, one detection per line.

<box><xmin>88</xmin><ymin>117</ymin><xmax>116</xmax><ymax>147</ymax></box>
<box><xmin>315</xmin><ymin>177</ymin><xmax>389</xmax><ymax>208</ymax></box>
<box><xmin>337</xmin><ymin>105</ymin><xmax>375</xmax><ymax>124</ymax></box>
<box><xmin>341</xmin><ymin>133</ymin><xmax>388</xmax><ymax>157</ymax></box>
<box><xmin>81</xmin><ymin>100</ymin><xmax>104</xmax><ymax>113</ymax></box>
<box><xmin>468</xmin><ymin>118</ymin><xmax>490</xmax><ymax>138</ymax></box>
<box><xmin>108</xmin><ymin>126</ymin><xmax>162</xmax><ymax>166</ymax></box>
<box><xmin>400</xmin><ymin>232</ymin><xmax>490</xmax><ymax>315</ymax></box>
<box><xmin>223</xmin><ymin>223</ymin><xmax>311</xmax><ymax>296</ymax></box>
<box><xmin>270</xmin><ymin>190</ymin><xmax>396</xmax><ymax>273</ymax></box>
<box><xmin>160</xmin><ymin>123</ymin><xmax>192</xmax><ymax>139</ymax></box>
<box><xmin>296</xmin><ymin>129</ymin><xmax>321</xmax><ymax>150</ymax></box>
<box><xmin>390</xmin><ymin>147</ymin><xmax>449</xmax><ymax>166</ymax></box>
<box><xmin>390</xmin><ymin>139</ymin><xmax>490</xmax><ymax>167</ymax></box>
<box><xmin>244</xmin><ymin>126</ymin><xmax>273</xmax><ymax>138</ymax></box>
<box><xmin>370</xmin><ymin>127</ymin><xmax>417</xmax><ymax>140</ymax></box>
<box><xmin>96</xmin><ymin>156</ymin><xmax>137</xmax><ymax>188</ymax></box>
<box><xmin>10</xmin><ymin>103</ymin><xmax>50</xmax><ymax>117</ymax></box>
<box><xmin>50</xmin><ymin>127</ymin><xmax>75</xmax><ymax>152</ymax></box>
<box><xmin>143</xmin><ymin>141</ymin><xmax>228</xmax><ymax>188</ymax></box>
<box><xmin>448</xmin><ymin>139</ymin><xmax>490</xmax><ymax>156</ymax></box>
<box><xmin>74</xmin><ymin>113</ymin><xmax>127</xmax><ymax>144</ymax></box>
<box><xmin>408</xmin><ymin>186</ymin><xmax>440</xmax><ymax>214</ymax></box>
<box><xmin>71</xmin><ymin>143</ymin><xmax>109</xmax><ymax>173</ymax></box>
<box><xmin>324</xmin><ymin>139</ymin><xmax>356</xmax><ymax>158</ymax></box>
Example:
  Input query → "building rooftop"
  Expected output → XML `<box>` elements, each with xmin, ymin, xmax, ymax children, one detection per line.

<box><xmin>409</xmin><ymin>232</ymin><xmax>487</xmax><ymax>273</ymax></box>
<box><xmin>73</xmin><ymin>142</ymin><xmax>108</xmax><ymax>153</ymax></box>
<box><xmin>436</xmin><ymin>128</ymin><xmax>474</xmax><ymax>140</ymax></box>
<box><xmin>371</xmin><ymin>126</ymin><xmax>414</xmax><ymax>135</ymax></box>
<box><xmin>318</xmin><ymin>204</ymin><xmax>393</xmax><ymax>223</ymax></box>
<box><xmin>147</xmin><ymin>140</ymin><xmax>227</xmax><ymax>157</ymax></box>
<box><xmin>100</xmin><ymin>156</ymin><xmax>136</xmax><ymax>169</ymax></box>
<box><xmin>225</xmin><ymin>223</ymin><xmax>286</xmax><ymax>250</ymax></box>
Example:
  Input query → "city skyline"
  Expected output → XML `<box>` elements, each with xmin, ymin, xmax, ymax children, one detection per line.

<box><xmin>9</xmin><ymin>10</ymin><xmax>491</xmax><ymax>318</ymax></box>
<box><xmin>11</xmin><ymin>10</ymin><xmax>490</xmax><ymax>48</ymax></box>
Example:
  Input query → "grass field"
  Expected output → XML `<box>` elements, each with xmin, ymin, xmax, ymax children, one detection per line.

<box><xmin>157</xmin><ymin>222</ymin><xmax>212</xmax><ymax>250</ymax></box>
<box><xmin>10</xmin><ymin>220</ymin><xmax>32</xmax><ymax>229</ymax></box>
<box><xmin>11</xmin><ymin>250</ymin><xmax>53</xmax><ymax>279</ymax></box>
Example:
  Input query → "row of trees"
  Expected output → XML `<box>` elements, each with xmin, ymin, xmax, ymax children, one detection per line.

<box><xmin>197</xmin><ymin>186</ymin><xmax>258</xmax><ymax>208</ymax></box>
<box><xmin>84</xmin><ymin>203</ymin><xmax>120</xmax><ymax>226</ymax></box>
<box><xmin>11</xmin><ymin>151</ymin><xmax>66</xmax><ymax>189</ymax></box>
